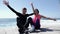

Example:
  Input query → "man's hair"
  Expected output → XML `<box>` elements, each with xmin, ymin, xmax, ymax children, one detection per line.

<box><xmin>35</xmin><ymin>9</ymin><xmax>39</xmax><ymax>13</ymax></box>
<box><xmin>23</xmin><ymin>8</ymin><xmax>27</xmax><ymax>10</ymax></box>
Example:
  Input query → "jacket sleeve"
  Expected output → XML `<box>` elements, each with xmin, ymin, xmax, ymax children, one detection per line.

<box><xmin>27</xmin><ymin>13</ymin><xmax>34</xmax><ymax>16</ymax></box>
<box><xmin>7</xmin><ymin>5</ymin><xmax>21</xmax><ymax>16</ymax></box>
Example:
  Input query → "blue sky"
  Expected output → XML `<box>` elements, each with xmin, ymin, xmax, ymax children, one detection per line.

<box><xmin>0</xmin><ymin>0</ymin><xmax>60</xmax><ymax>18</ymax></box>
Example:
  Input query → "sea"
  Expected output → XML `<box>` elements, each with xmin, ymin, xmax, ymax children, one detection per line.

<box><xmin>0</xmin><ymin>18</ymin><xmax>16</xmax><ymax>28</ymax></box>
<box><xmin>0</xmin><ymin>18</ymin><xmax>60</xmax><ymax>28</ymax></box>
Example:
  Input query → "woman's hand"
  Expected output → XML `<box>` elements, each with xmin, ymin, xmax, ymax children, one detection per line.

<box><xmin>53</xmin><ymin>19</ymin><xmax>56</xmax><ymax>21</ymax></box>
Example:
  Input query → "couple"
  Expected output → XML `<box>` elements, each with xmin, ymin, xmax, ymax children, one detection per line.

<box><xmin>3</xmin><ymin>0</ymin><xmax>56</xmax><ymax>34</ymax></box>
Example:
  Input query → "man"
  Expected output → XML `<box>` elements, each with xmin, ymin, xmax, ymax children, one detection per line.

<box><xmin>3</xmin><ymin>0</ymin><xmax>34</xmax><ymax>34</ymax></box>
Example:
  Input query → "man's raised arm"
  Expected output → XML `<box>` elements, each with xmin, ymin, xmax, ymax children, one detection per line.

<box><xmin>3</xmin><ymin>0</ymin><xmax>20</xmax><ymax>14</ymax></box>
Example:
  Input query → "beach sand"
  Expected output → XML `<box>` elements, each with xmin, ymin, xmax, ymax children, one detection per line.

<box><xmin>0</xmin><ymin>20</ymin><xmax>60</xmax><ymax>34</ymax></box>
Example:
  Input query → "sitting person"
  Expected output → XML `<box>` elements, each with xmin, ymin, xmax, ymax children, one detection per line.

<box><xmin>28</xmin><ymin>3</ymin><xmax>56</xmax><ymax>32</ymax></box>
<box><xmin>3</xmin><ymin>0</ymin><xmax>34</xmax><ymax>34</ymax></box>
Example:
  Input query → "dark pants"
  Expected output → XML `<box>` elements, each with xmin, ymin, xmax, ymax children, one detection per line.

<box><xmin>17</xmin><ymin>17</ymin><xmax>25</xmax><ymax>34</ymax></box>
<box><xmin>17</xmin><ymin>17</ymin><xmax>30</xmax><ymax>34</ymax></box>
<box><xmin>35</xmin><ymin>19</ymin><xmax>40</xmax><ymax>29</ymax></box>
<box><xmin>17</xmin><ymin>17</ymin><xmax>40</xmax><ymax>34</ymax></box>
<box><xmin>26</xmin><ymin>17</ymin><xmax>40</xmax><ymax>29</ymax></box>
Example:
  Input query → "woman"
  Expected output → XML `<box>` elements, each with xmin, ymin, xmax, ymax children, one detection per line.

<box><xmin>29</xmin><ymin>3</ymin><xmax>56</xmax><ymax>32</ymax></box>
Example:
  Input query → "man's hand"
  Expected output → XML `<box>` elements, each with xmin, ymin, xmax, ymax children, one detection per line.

<box><xmin>3</xmin><ymin>0</ymin><xmax>9</xmax><ymax>5</ymax></box>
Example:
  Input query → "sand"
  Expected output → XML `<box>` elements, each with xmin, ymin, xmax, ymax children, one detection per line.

<box><xmin>0</xmin><ymin>20</ymin><xmax>60</xmax><ymax>34</ymax></box>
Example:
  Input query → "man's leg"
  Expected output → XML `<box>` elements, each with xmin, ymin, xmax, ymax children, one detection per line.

<box><xmin>27</xmin><ymin>17</ymin><xmax>35</xmax><ymax>32</ymax></box>
<box><xmin>17</xmin><ymin>17</ymin><xmax>24</xmax><ymax>34</ymax></box>
<box><xmin>18</xmin><ymin>28</ymin><xmax>25</xmax><ymax>34</ymax></box>
<box><xmin>25</xmin><ymin>17</ymin><xmax>33</xmax><ymax>29</ymax></box>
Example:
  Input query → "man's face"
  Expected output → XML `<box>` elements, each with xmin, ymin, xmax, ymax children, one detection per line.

<box><xmin>22</xmin><ymin>9</ymin><xmax>27</xmax><ymax>14</ymax></box>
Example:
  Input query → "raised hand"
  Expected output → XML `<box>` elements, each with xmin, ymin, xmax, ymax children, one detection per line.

<box><xmin>30</xmin><ymin>2</ymin><xmax>35</xmax><ymax>13</ymax></box>
<box><xmin>30</xmin><ymin>2</ymin><xmax>33</xmax><ymax>6</ymax></box>
<box><xmin>3</xmin><ymin>0</ymin><xmax>9</xmax><ymax>5</ymax></box>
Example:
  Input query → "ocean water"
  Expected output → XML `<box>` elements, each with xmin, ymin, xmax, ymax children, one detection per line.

<box><xmin>0</xmin><ymin>18</ymin><xmax>60</xmax><ymax>28</ymax></box>
<box><xmin>0</xmin><ymin>18</ymin><xmax>16</xmax><ymax>28</ymax></box>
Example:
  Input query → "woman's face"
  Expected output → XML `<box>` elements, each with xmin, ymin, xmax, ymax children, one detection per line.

<box><xmin>34</xmin><ymin>9</ymin><xmax>39</xmax><ymax>15</ymax></box>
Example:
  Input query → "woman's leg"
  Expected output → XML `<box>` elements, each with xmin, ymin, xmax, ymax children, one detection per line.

<box><xmin>35</xmin><ymin>19</ymin><xmax>41</xmax><ymax>29</ymax></box>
